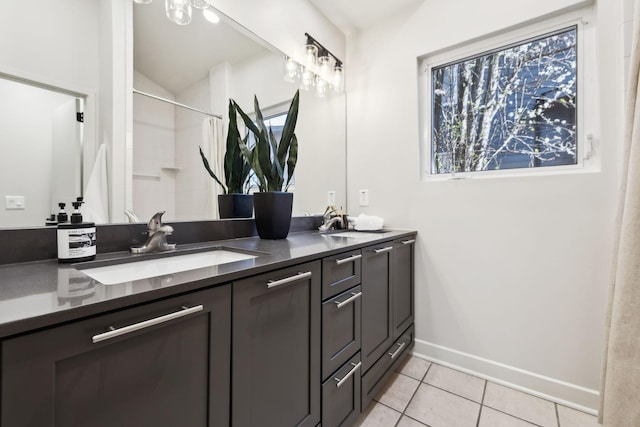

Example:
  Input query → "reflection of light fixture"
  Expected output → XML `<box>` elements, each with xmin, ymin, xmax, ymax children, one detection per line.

<box><xmin>315</xmin><ymin>76</ymin><xmax>328</xmax><ymax>98</ymax></box>
<box><xmin>189</xmin><ymin>0</ymin><xmax>211</xmax><ymax>9</ymax></box>
<box><xmin>203</xmin><ymin>8</ymin><xmax>220</xmax><ymax>23</ymax></box>
<box><xmin>283</xmin><ymin>57</ymin><xmax>300</xmax><ymax>83</ymax></box>
<box><xmin>282</xmin><ymin>33</ymin><xmax>345</xmax><ymax>97</ymax></box>
<box><xmin>133</xmin><ymin>0</ymin><xmax>153</xmax><ymax>4</ymax></box>
<box><xmin>165</xmin><ymin>0</ymin><xmax>192</xmax><ymax>25</ymax></box>
<box><xmin>301</xmin><ymin>67</ymin><xmax>316</xmax><ymax>91</ymax></box>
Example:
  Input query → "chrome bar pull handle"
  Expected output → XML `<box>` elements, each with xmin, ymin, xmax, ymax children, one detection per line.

<box><xmin>92</xmin><ymin>305</ymin><xmax>204</xmax><ymax>343</ymax></box>
<box><xmin>335</xmin><ymin>291</ymin><xmax>363</xmax><ymax>309</ymax></box>
<box><xmin>334</xmin><ymin>361</ymin><xmax>362</xmax><ymax>388</ymax></box>
<box><xmin>388</xmin><ymin>341</ymin><xmax>406</xmax><ymax>359</ymax></box>
<box><xmin>401</xmin><ymin>239</ymin><xmax>416</xmax><ymax>245</ymax></box>
<box><xmin>335</xmin><ymin>254</ymin><xmax>362</xmax><ymax>265</ymax></box>
<box><xmin>373</xmin><ymin>246</ymin><xmax>393</xmax><ymax>254</ymax></box>
<box><xmin>267</xmin><ymin>271</ymin><xmax>312</xmax><ymax>289</ymax></box>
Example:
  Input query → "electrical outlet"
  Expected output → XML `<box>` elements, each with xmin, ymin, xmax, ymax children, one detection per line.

<box><xmin>5</xmin><ymin>195</ymin><xmax>25</xmax><ymax>210</ymax></box>
<box><xmin>327</xmin><ymin>191</ymin><xmax>336</xmax><ymax>206</ymax></box>
<box><xmin>359</xmin><ymin>189</ymin><xmax>369</xmax><ymax>207</ymax></box>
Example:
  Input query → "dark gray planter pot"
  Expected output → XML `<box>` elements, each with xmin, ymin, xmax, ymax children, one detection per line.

<box><xmin>218</xmin><ymin>194</ymin><xmax>253</xmax><ymax>219</ymax></box>
<box><xmin>253</xmin><ymin>192</ymin><xmax>293</xmax><ymax>239</ymax></box>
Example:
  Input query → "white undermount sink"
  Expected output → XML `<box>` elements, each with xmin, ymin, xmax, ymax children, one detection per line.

<box><xmin>78</xmin><ymin>249</ymin><xmax>257</xmax><ymax>285</ymax></box>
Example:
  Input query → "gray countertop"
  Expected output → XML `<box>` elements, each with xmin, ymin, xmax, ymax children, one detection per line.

<box><xmin>0</xmin><ymin>229</ymin><xmax>416</xmax><ymax>339</ymax></box>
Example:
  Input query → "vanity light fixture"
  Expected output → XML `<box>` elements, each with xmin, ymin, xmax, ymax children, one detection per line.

<box><xmin>135</xmin><ymin>0</ymin><xmax>217</xmax><ymax>25</ymax></box>
<box><xmin>283</xmin><ymin>33</ymin><xmax>345</xmax><ymax>97</ymax></box>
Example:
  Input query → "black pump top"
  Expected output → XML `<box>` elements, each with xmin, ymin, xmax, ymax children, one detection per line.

<box><xmin>58</xmin><ymin>202</ymin><xmax>66</xmax><ymax>210</ymax></box>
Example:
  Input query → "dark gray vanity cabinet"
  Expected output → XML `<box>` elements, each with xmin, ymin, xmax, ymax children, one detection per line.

<box><xmin>393</xmin><ymin>237</ymin><xmax>415</xmax><ymax>340</ymax></box>
<box><xmin>1</xmin><ymin>285</ymin><xmax>231</xmax><ymax>427</ymax></box>
<box><xmin>360</xmin><ymin>243</ymin><xmax>395</xmax><ymax>372</ymax></box>
<box><xmin>232</xmin><ymin>261</ymin><xmax>321</xmax><ymax>427</ymax></box>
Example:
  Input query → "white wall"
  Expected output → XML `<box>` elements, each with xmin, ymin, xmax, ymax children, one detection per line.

<box><xmin>132</xmin><ymin>71</ymin><xmax>177</xmax><ymax>221</ymax></box>
<box><xmin>346</xmin><ymin>0</ymin><xmax>622</xmax><ymax>411</ymax></box>
<box><xmin>0</xmin><ymin>80</ymin><xmax>76</xmax><ymax>227</ymax></box>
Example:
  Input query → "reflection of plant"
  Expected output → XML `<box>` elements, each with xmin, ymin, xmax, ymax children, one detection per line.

<box><xmin>199</xmin><ymin>100</ymin><xmax>251</xmax><ymax>194</ymax></box>
<box><xmin>234</xmin><ymin>90</ymin><xmax>299</xmax><ymax>192</ymax></box>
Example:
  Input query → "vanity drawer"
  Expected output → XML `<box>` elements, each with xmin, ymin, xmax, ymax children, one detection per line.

<box><xmin>361</xmin><ymin>324</ymin><xmax>414</xmax><ymax>410</ymax></box>
<box><xmin>322</xmin><ymin>285</ymin><xmax>362</xmax><ymax>380</ymax></box>
<box><xmin>322</xmin><ymin>352</ymin><xmax>361</xmax><ymax>427</ymax></box>
<box><xmin>322</xmin><ymin>249</ymin><xmax>362</xmax><ymax>300</ymax></box>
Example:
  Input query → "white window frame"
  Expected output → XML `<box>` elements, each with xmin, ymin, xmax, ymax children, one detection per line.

<box><xmin>418</xmin><ymin>8</ymin><xmax>598</xmax><ymax>181</ymax></box>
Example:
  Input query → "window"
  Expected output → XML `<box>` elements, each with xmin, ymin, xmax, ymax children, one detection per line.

<box><xmin>420</xmin><ymin>22</ymin><xmax>587</xmax><ymax>177</ymax></box>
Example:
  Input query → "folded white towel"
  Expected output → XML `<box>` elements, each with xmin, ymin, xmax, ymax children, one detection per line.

<box><xmin>353</xmin><ymin>213</ymin><xmax>384</xmax><ymax>231</ymax></box>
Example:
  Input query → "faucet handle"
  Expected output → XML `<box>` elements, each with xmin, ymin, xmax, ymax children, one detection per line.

<box><xmin>148</xmin><ymin>211</ymin><xmax>166</xmax><ymax>233</ymax></box>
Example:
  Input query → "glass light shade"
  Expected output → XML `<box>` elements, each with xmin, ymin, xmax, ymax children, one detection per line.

<box><xmin>283</xmin><ymin>57</ymin><xmax>300</xmax><ymax>83</ymax></box>
<box><xmin>332</xmin><ymin>64</ymin><xmax>344</xmax><ymax>93</ymax></box>
<box><xmin>165</xmin><ymin>0</ymin><xmax>192</xmax><ymax>25</ymax></box>
<box><xmin>189</xmin><ymin>0</ymin><xmax>211</xmax><ymax>9</ymax></box>
<box><xmin>317</xmin><ymin>54</ymin><xmax>331</xmax><ymax>79</ymax></box>
<box><xmin>301</xmin><ymin>67</ymin><xmax>316</xmax><ymax>91</ymax></box>
<box><xmin>315</xmin><ymin>76</ymin><xmax>329</xmax><ymax>98</ymax></box>
<box><xmin>134</xmin><ymin>0</ymin><xmax>153</xmax><ymax>3</ymax></box>
<box><xmin>304</xmin><ymin>44</ymin><xmax>318</xmax><ymax>67</ymax></box>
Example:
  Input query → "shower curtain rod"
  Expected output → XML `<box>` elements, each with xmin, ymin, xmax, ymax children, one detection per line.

<box><xmin>133</xmin><ymin>88</ymin><xmax>223</xmax><ymax>119</ymax></box>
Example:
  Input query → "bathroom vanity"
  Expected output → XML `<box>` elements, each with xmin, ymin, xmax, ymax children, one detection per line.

<box><xmin>0</xmin><ymin>229</ymin><xmax>415</xmax><ymax>427</ymax></box>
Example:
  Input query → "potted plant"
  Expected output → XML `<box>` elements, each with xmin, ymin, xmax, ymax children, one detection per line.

<box><xmin>199</xmin><ymin>100</ymin><xmax>253</xmax><ymax>219</ymax></box>
<box><xmin>234</xmin><ymin>90</ymin><xmax>299</xmax><ymax>239</ymax></box>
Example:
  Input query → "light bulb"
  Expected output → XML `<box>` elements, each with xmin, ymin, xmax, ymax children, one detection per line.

<box><xmin>317</xmin><ymin>54</ymin><xmax>331</xmax><ymax>79</ymax></box>
<box><xmin>165</xmin><ymin>0</ymin><xmax>192</xmax><ymax>25</ymax></box>
<box><xmin>203</xmin><ymin>8</ymin><xmax>220</xmax><ymax>23</ymax></box>
<box><xmin>304</xmin><ymin>44</ymin><xmax>318</xmax><ymax>68</ymax></box>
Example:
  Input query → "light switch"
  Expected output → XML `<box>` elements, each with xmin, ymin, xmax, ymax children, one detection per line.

<box><xmin>5</xmin><ymin>196</ymin><xmax>25</xmax><ymax>210</ymax></box>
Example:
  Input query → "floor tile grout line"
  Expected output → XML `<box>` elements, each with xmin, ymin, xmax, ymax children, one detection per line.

<box><xmin>555</xmin><ymin>402</ymin><xmax>561</xmax><ymax>427</ymax></box>
<box><xmin>476</xmin><ymin>380</ymin><xmax>488</xmax><ymax>427</ymax></box>
<box><xmin>482</xmin><ymin>402</ymin><xmax>546</xmax><ymax>427</ymax></box>
<box><xmin>419</xmin><ymin>381</ymin><xmax>484</xmax><ymax>406</ymax></box>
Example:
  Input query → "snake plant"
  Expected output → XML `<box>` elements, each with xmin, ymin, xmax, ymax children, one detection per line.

<box><xmin>199</xmin><ymin>99</ymin><xmax>251</xmax><ymax>194</ymax></box>
<box><xmin>234</xmin><ymin>90</ymin><xmax>299</xmax><ymax>192</ymax></box>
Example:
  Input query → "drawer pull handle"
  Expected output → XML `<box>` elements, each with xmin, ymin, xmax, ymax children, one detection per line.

<box><xmin>335</xmin><ymin>254</ymin><xmax>362</xmax><ymax>265</ymax></box>
<box><xmin>335</xmin><ymin>291</ymin><xmax>363</xmax><ymax>309</ymax></box>
<box><xmin>334</xmin><ymin>361</ymin><xmax>362</xmax><ymax>388</ymax></box>
<box><xmin>92</xmin><ymin>305</ymin><xmax>204</xmax><ymax>344</ymax></box>
<box><xmin>267</xmin><ymin>271</ymin><xmax>312</xmax><ymax>289</ymax></box>
<box><xmin>401</xmin><ymin>239</ymin><xmax>416</xmax><ymax>245</ymax></box>
<box><xmin>373</xmin><ymin>246</ymin><xmax>393</xmax><ymax>254</ymax></box>
<box><xmin>388</xmin><ymin>341</ymin><xmax>406</xmax><ymax>359</ymax></box>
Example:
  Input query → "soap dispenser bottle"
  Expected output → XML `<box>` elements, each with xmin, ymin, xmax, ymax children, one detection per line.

<box><xmin>57</xmin><ymin>200</ymin><xmax>96</xmax><ymax>263</ymax></box>
<box><xmin>56</xmin><ymin>202</ymin><xmax>68</xmax><ymax>223</ymax></box>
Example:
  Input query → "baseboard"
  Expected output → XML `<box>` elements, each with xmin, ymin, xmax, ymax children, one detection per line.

<box><xmin>413</xmin><ymin>338</ymin><xmax>599</xmax><ymax>415</ymax></box>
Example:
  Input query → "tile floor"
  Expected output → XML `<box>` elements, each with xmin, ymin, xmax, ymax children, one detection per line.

<box><xmin>357</xmin><ymin>356</ymin><xmax>600</xmax><ymax>427</ymax></box>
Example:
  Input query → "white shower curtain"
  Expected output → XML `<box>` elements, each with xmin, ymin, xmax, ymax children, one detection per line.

<box><xmin>599</xmin><ymin>0</ymin><xmax>640</xmax><ymax>424</ymax></box>
<box><xmin>202</xmin><ymin>116</ymin><xmax>225</xmax><ymax>219</ymax></box>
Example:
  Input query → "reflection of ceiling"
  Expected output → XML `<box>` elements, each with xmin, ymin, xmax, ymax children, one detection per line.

<box><xmin>133</xmin><ymin>2</ymin><xmax>269</xmax><ymax>95</ymax></box>
<box><xmin>308</xmin><ymin>0</ymin><xmax>424</xmax><ymax>35</ymax></box>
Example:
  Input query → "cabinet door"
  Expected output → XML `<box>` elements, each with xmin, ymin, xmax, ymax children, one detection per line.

<box><xmin>393</xmin><ymin>237</ymin><xmax>415</xmax><ymax>340</ymax></box>
<box><xmin>361</xmin><ymin>243</ymin><xmax>394</xmax><ymax>373</ymax></box>
<box><xmin>322</xmin><ymin>285</ymin><xmax>362</xmax><ymax>380</ymax></box>
<box><xmin>232</xmin><ymin>261</ymin><xmax>321</xmax><ymax>427</ymax></box>
<box><xmin>1</xmin><ymin>285</ymin><xmax>231</xmax><ymax>427</ymax></box>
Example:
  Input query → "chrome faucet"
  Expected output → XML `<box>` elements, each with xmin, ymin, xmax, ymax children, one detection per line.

<box><xmin>131</xmin><ymin>211</ymin><xmax>176</xmax><ymax>254</ymax></box>
<box><xmin>318</xmin><ymin>216</ymin><xmax>344</xmax><ymax>232</ymax></box>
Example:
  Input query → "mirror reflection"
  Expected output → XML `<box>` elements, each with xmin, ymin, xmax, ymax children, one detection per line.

<box><xmin>0</xmin><ymin>0</ymin><xmax>346</xmax><ymax>228</ymax></box>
